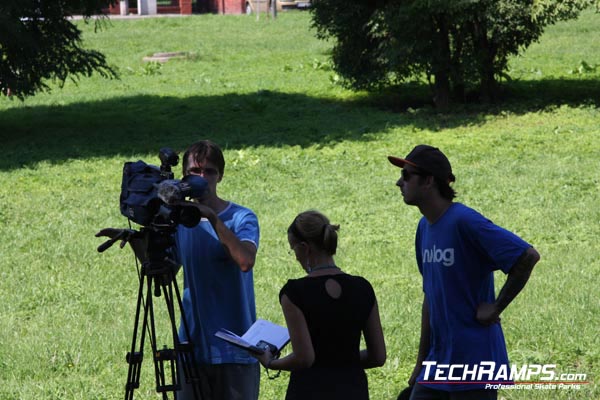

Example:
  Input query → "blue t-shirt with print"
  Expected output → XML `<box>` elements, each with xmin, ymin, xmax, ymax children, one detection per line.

<box><xmin>174</xmin><ymin>202</ymin><xmax>259</xmax><ymax>365</ymax></box>
<box><xmin>415</xmin><ymin>203</ymin><xmax>531</xmax><ymax>391</ymax></box>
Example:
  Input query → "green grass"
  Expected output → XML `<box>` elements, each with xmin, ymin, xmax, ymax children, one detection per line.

<box><xmin>1</xmin><ymin>9</ymin><xmax>599</xmax><ymax>400</ymax></box>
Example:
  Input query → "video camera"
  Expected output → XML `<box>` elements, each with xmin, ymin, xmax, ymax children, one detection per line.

<box><xmin>119</xmin><ymin>148</ymin><xmax>209</xmax><ymax>228</ymax></box>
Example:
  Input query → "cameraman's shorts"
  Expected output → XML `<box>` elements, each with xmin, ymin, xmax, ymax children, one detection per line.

<box><xmin>177</xmin><ymin>361</ymin><xmax>260</xmax><ymax>400</ymax></box>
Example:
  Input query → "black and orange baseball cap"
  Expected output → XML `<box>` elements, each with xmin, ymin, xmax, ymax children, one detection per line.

<box><xmin>388</xmin><ymin>144</ymin><xmax>456</xmax><ymax>183</ymax></box>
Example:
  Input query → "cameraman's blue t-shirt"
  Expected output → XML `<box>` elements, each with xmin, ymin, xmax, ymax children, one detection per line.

<box><xmin>174</xmin><ymin>202</ymin><xmax>259</xmax><ymax>365</ymax></box>
<box><xmin>415</xmin><ymin>203</ymin><xmax>530</xmax><ymax>391</ymax></box>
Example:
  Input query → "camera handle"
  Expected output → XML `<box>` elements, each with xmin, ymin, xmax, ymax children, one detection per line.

<box><xmin>97</xmin><ymin>227</ymin><xmax>203</xmax><ymax>400</ymax></box>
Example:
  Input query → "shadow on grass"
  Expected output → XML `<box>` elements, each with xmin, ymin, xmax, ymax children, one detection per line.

<box><xmin>366</xmin><ymin>76</ymin><xmax>600</xmax><ymax>113</ymax></box>
<box><xmin>1</xmin><ymin>77</ymin><xmax>599</xmax><ymax>170</ymax></box>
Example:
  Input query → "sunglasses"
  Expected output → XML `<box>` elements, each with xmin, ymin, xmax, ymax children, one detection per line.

<box><xmin>401</xmin><ymin>169</ymin><xmax>428</xmax><ymax>181</ymax></box>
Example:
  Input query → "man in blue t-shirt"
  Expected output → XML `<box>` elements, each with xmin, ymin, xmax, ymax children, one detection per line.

<box><xmin>388</xmin><ymin>145</ymin><xmax>540</xmax><ymax>400</ymax></box>
<box><xmin>175</xmin><ymin>140</ymin><xmax>260</xmax><ymax>400</ymax></box>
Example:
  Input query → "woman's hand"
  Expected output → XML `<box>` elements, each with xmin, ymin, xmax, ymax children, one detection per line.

<box><xmin>252</xmin><ymin>348</ymin><xmax>275</xmax><ymax>369</ymax></box>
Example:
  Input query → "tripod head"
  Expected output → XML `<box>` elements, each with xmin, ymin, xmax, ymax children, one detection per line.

<box><xmin>97</xmin><ymin>225</ymin><xmax>175</xmax><ymax>260</ymax></box>
<box><xmin>96</xmin><ymin>226</ymin><xmax>180</xmax><ymax>291</ymax></box>
<box><xmin>96</xmin><ymin>228</ymin><xmax>138</xmax><ymax>253</ymax></box>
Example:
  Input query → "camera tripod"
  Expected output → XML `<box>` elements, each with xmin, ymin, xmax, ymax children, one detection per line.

<box><xmin>97</xmin><ymin>227</ymin><xmax>203</xmax><ymax>400</ymax></box>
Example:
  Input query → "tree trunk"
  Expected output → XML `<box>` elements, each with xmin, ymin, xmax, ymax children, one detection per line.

<box><xmin>432</xmin><ymin>15</ymin><xmax>452</xmax><ymax>109</ymax></box>
<box><xmin>449</xmin><ymin>26</ymin><xmax>465</xmax><ymax>102</ymax></box>
<box><xmin>434</xmin><ymin>72</ymin><xmax>451</xmax><ymax>110</ymax></box>
<box><xmin>479</xmin><ymin>59</ymin><xmax>497</xmax><ymax>103</ymax></box>
<box><xmin>471</xmin><ymin>18</ymin><xmax>497</xmax><ymax>103</ymax></box>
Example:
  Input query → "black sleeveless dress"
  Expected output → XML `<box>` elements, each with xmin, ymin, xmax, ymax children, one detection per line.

<box><xmin>279</xmin><ymin>274</ymin><xmax>376</xmax><ymax>400</ymax></box>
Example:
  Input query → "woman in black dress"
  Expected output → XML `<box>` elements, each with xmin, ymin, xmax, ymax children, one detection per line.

<box><xmin>255</xmin><ymin>210</ymin><xmax>386</xmax><ymax>399</ymax></box>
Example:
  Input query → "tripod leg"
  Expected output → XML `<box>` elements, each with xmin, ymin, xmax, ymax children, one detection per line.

<box><xmin>169</xmin><ymin>276</ymin><xmax>203</xmax><ymax>400</ymax></box>
<box><xmin>114</xmin><ymin>228</ymin><xmax>205</xmax><ymax>399</ymax></box>
<box><xmin>150</xmin><ymin>271</ymin><xmax>203</xmax><ymax>400</ymax></box>
<box><xmin>152</xmin><ymin>275</ymin><xmax>198</xmax><ymax>398</ymax></box>
<box><xmin>124</xmin><ymin>270</ymin><xmax>151</xmax><ymax>400</ymax></box>
<box><xmin>120</xmin><ymin>227</ymin><xmax>204</xmax><ymax>400</ymax></box>
<box><xmin>147</xmin><ymin>277</ymin><xmax>176</xmax><ymax>399</ymax></box>
<box><xmin>177</xmin><ymin>347</ymin><xmax>203</xmax><ymax>400</ymax></box>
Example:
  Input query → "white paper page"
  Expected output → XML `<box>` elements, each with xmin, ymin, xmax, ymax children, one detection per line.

<box><xmin>215</xmin><ymin>329</ymin><xmax>253</xmax><ymax>348</ymax></box>
<box><xmin>241</xmin><ymin>319</ymin><xmax>289</xmax><ymax>349</ymax></box>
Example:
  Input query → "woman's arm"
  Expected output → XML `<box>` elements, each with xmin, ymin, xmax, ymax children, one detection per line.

<box><xmin>360</xmin><ymin>300</ymin><xmax>386</xmax><ymax>368</ymax></box>
<box><xmin>256</xmin><ymin>294</ymin><xmax>315</xmax><ymax>371</ymax></box>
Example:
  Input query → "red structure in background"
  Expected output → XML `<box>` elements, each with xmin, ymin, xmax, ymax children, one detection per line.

<box><xmin>107</xmin><ymin>0</ymin><xmax>247</xmax><ymax>14</ymax></box>
<box><xmin>206</xmin><ymin>0</ymin><xmax>245</xmax><ymax>14</ymax></box>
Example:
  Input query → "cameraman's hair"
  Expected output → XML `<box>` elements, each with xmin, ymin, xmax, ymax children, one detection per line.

<box><xmin>182</xmin><ymin>140</ymin><xmax>225</xmax><ymax>176</ymax></box>
<box><xmin>288</xmin><ymin>210</ymin><xmax>339</xmax><ymax>255</ymax></box>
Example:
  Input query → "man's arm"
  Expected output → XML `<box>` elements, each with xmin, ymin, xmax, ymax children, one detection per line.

<box><xmin>210</xmin><ymin>216</ymin><xmax>257</xmax><ymax>272</ymax></box>
<box><xmin>184</xmin><ymin>201</ymin><xmax>257</xmax><ymax>272</ymax></box>
<box><xmin>476</xmin><ymin>247</ymin><xmax>541</xmax><ymax>325</ymax></box>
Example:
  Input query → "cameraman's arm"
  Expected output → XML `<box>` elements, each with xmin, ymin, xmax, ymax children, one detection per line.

<box><xmin>209</xmin><ymin>215</ymin><xmax>257</xmax><ymax>272</ymax></box>
<box><xmin>188</xmin><ymin>203</ymin><xmax>256</xmax><ymax>272</ymax></box>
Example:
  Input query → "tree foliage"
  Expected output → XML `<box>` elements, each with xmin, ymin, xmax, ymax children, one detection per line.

<box><xmin>0</xmin><ymin>0</ymin><xmax>117</xmax><ymax>99</ymax></box>
<box><xmin>310</xmin><ymin>0</ymin><xmax>596</xmax><ymax>107</ymax></box>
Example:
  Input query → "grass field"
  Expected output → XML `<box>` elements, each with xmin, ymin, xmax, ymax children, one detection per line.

<box><xmin>0</xmin><ymin>9</ymin><xmax>599</xmax><ymax>400</ymax></box>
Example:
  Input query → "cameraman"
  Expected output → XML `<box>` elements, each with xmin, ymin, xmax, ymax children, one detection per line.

<box><xmin>175</xmin><ymin>140</ymin><xmax>260</xmax><ymax>400</ymax></box>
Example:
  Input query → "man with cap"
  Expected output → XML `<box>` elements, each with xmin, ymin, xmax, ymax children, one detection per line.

<box><xmin>388</xmin><ymin>145</ymin><xmax>540</xmax><ymax>400</ymax></box>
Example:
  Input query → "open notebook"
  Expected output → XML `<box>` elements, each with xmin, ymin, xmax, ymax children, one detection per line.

<box><xmin>215</xmin><ymin>319</ymin><xmax>290</xmax><ymax>355</ymax></box>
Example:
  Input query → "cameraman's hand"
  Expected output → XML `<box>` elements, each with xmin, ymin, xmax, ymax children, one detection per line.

<box><xmin>174</xmin><ymin>200</ymin><xmax>218</xmax><ymax>227</ymax></box>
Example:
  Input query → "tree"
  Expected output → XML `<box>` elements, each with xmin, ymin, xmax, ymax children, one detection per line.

<box><xmin>310</xmin><ymin>0</ymin><xmax>596</xmax><ymax>108</ymax></box>
<box><xmin>0</xmin><ymin>0</ymin><xmax>117</xmax><ymax>100</ymax></box>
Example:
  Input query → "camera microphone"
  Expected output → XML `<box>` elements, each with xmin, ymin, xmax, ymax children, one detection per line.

<box><xmin>157</xmin><ymin>180</ymin><xmax>182</xmax><ymax>205</ymax></box>
<box><xmin>157</xmin><ymin>175</ymin><xmax>209</xmax><ymax>205</ymax></box>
